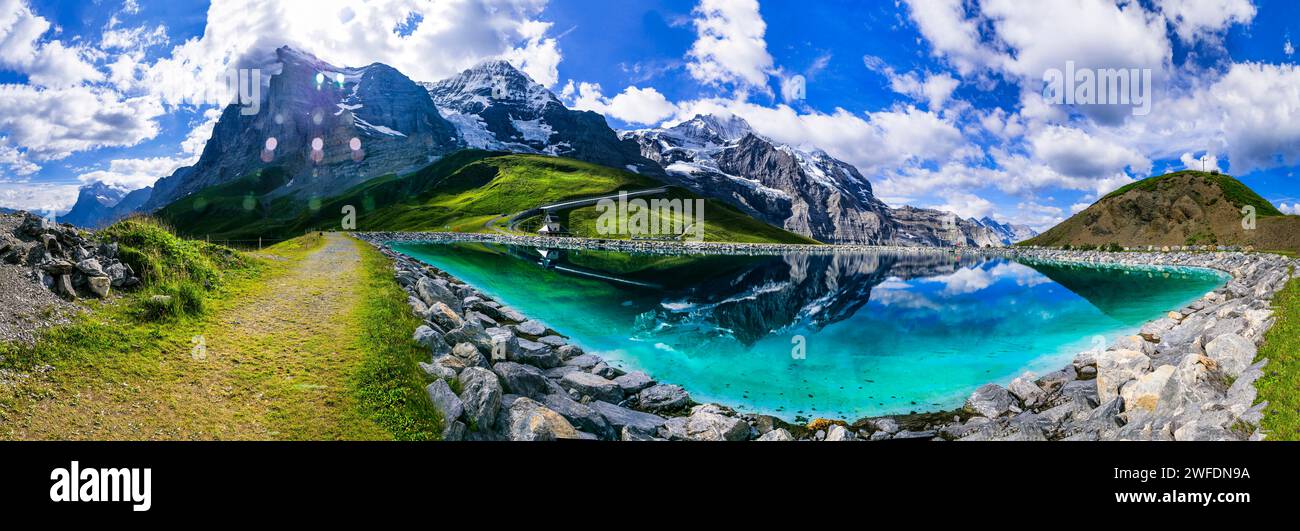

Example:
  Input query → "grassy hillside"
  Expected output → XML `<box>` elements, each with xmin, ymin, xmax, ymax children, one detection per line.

<box><xmin>160</xmin><ymin>150</ymin><xmax>814</xmax><ymax>245</ymax></box>
<box><xmin>1100</xmin><ymin>170</ymin><xmax>1284</xmax><ymax>215</ymax></box>
<box><xmin>517</xmin><ymin>187</ymin><xmax>817</xmax><ymax>244</ymax></box>
<box><xmin>1023</xmin><ymin>170</ymin><xmax>1299</xmax><ymax>252</ymax></box>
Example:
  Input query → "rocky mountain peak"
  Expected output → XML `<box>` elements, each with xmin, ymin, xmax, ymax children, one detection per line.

<box><xmin>667</xmin><ymin>113</ymin><xmax>756</xmax><ymax>147</ymax></box>
<box><xmin>79</xmin><ymin>181</ymin><xmax>129</xmax><ymax>208</ymax></box>
<box><xmin>426</xmin><ymin>58</ymin><xmax>558</xmax><ymax>114</ymax></box>
<box><xmin>142</xmin><ymin>46</ymin><xmax>462</xmax><ymax>212</ymax></box>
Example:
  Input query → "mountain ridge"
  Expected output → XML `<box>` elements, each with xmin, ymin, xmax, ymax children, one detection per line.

<box><xmin>75</xmin><ymin>46</ymin><xmax>1015</xmax><ymax>248</ymax></box>
<box><xmin>624</xmin><ymin>113</ymin><xmax>1006</xmax><ymax>246</ymax></box>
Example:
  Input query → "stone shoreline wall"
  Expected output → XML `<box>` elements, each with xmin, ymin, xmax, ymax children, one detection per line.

<box><xmin>357</xmin><ymin>232</ymin><xmax>1296</xmax><ymax>441</ymax></box>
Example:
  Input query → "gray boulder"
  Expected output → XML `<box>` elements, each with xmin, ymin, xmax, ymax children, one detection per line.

<box><xmin>1007</xmin><ymin>373</ymin><xmax>1045</xmax><ymax>408</ymax></box>
<box><xmin>536</xmin><ymin>335</ymin><xmax>568</xmax><ymax>347</ymax></box>
<box><xmin>505</xmin><ymin>397</ymin><xmax>580</xmax><ymax>441</ymax></box>
<box><xmin>757</xmin><ymin>428</ymin><xmax>795</xmax><ymax>441</ymax></box>
<box><xmin>1113</xmin><ymin>334</ymin><xmax>1153</xmax><ymax>355</ymax></box>
<box><xmin>614</xmin><ymin>371</ymin><xmax>655</xmax><ymax>394</ymax></box>
<box><xmin>86</xmin><ymin>276</ymin><xmax>111</xmax><ymax>299</ymax></box>
<box><xmin>445</xmin><ymin>322</ymin><xmax>494</xmax><ymax>354</ymax></box>
<box><xmin>1034</xmin><ymin>366</ymin><xmax>1076</xmax><ymax>394</ymax></box>
<box><xmin>590</xmin><ymin>400</ymin><xmax>666</xmax><ymax>433</ymax></box>
<box><xmin>413</xmin><ymin>325</ymin><xmax>449</xmax><ymax>354</ymax></box>
<box><xmin>483</xmin><ymin>328</ymin><xmax>519</xmax><ymax>363</ymax></box>
<box><xmin>492</xmin><ymin>361</ymin><xmax>549</xmax><ymax>398</ymax></box>
<box><xmin>416</xmin><ymin>276</ymin><xmax>460</xmax><ymax>312</ymax></box>
<box><xmin>450</xmin><ymin>342</ymin><xmax>490</xmax><ymax>369</ymax></box>
<box><xmin>75</xmin><ymin>258</ymin><xmax>104</xmax><ymax>276</ymax></box>
<box><xmin>425</xmin><ymin>380</ymin><xmax>464</xmax><ymax>428</ymax></box>
<box><xmin>105</xmin><ymin>262</ymin><xmax>133</xmax><ymax>287</ymax></box>
<box><xmin>511</xmin><ymin>339</ymin><xmax>562</xmax><ymax>369</ymax></box>
<box><xmin>514</xmin><ymin>319</ymin><xmax>547</xmax><ymax>336</ymax></box>
<box><xmin>1119</xmin><ymin>364</ymin><xmax>1179</xmax><ymax>415</ymax></box>
<box><xmin>1204</xmin><ymin>333</ymin><xmax>1256</xmax><ymax>378</ymax></box>
<box><xmin>458</xmin><ymin>367</ymin><xmax>503</xmax><ymax>430</ymax></box>
<box><xmin>564</xmin><ymin>353</ymin><xmax>602</xmax><ymax>369</ymax></box>
<box><xmin>963</xmin><ymin>384</ymin><xmax>1017</xmax><ymax>418</ymax></box>
<box><xmin>1095</xmin><ymin>349</ymin><xmax>1150</xmax><ymax>404</ymax></box>
<box><xmin>424</xmin><ymin>301</ymin><xmax>464</xmax><ymax>331</ymax></box>
<box><xmin>661</xmin><ymin>404</ymin><xmax>751</xmax><ymax>441</ymax></box>
<box><xmin>621</xmin><ymin>426</ymin><xmax>663</xmax><ymax>441</ymax></box>
<box><xmin>1138</xmin><ymin>317</ymin><xmax>1177</xmax><ymax>342</ymax></box>
<box><xmin>872</xmin><ymin>417</ymin><xmax>901</xmax><ymax>434</ymax></box>
<box><xmin>637</xmin><ymin>384</ymin><xmax>690</xmax><ymax>411</ymax></box>
<box><xmin>556</xmin><ymin>344</ymin><xmax>584</xmax><ymax>360</ymax></box>
<box><xmin>541</xmin><ymin>393</ymin><xmax>615</xmax><ymax>440</ymax></box>
<box><xmin>418</xmin><ymin>361</ymin><xmax>457</xmax><ymax>380</ymax></box>
<box><xmin>824</xmin><ymin>425</ymin><xmax>857</xmax><ymax>441</ymax></box>
<box><xmin>560</xmin><ymin>371</ymin><xmax>623</xmax><ymax>402</ymax></box>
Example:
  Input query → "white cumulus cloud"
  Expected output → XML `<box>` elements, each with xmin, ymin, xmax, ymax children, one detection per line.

<box><xmin>567</xmin><ymin>82</ymin><xmax>677</xmax><ymax>125</ymax></box>
<box><xmin>685</xmin><ymin>0</ymin><xmax>774</xmax><ymax>90</ymax></box>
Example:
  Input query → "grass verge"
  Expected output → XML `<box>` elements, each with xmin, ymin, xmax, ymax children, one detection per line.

<box><xmin>348</xmin><ymin>238</ymin><xmax>443</xmax><ymax>440</ymax></box>
<box><xmin>1256</xmin><ymin>271</ymin><xmax>1299</xmax><ymax>440</ymax></box>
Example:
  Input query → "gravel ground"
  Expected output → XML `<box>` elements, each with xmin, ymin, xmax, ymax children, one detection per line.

<box><xmin>0</xmin><ymin>214</ymin><xmax>78</xmax><ymax>345</ymax></box>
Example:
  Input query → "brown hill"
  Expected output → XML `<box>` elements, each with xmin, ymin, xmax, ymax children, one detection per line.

<box><xmin>1022</xmin><ymin>170</ymin><xmax>1300</xmax><ymax>253</ymax></box>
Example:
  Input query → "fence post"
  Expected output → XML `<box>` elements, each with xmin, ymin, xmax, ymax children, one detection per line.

<box><xmin>258</xmin><ymin>237</ymin><xmax>262</xmax><ymax>250</ymax></box>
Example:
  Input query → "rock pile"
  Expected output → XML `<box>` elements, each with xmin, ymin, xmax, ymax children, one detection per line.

<box><xmin>2</xmin><ymin>212</ymin><xmax>141</xmax><ymax>302</ymax></box>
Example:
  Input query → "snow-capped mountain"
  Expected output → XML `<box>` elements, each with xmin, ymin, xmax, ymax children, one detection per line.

<box><xmin>623</xmin><ymin>114</ymin><xmax>895</xmax><ymax>243</ymax></box>
<box><xmin>973</xmin><ymin>216</ymin><xmax>1039</xmax><ymax>245</ymax></box>
<box><xmin>423</xmin><ymin>60</ymin><xmax>660</xmax><ymax>175</ymax></box>
<box><xmin>59</xmin><ymin>182</ymin><xmax>153</xmax><ymax>228</ymax></box>
<box><xmin>144</xmin><ymin>46</ymin><xmax>464</xmax><ymax>211</ymax></box>
<box><xmin>625</xmin><ymin>114</ymin><xmax>1005</xmax><ymax>246</ymax></box>
<box><xmin>134</xmin><ymin>50</ymin><xmax>658</xmax><ymax>217</ymax></box>
<box><xmin>97</xmin><ymin>46</ymin><xmax>1013</xmax><ymax>248</ymax></box>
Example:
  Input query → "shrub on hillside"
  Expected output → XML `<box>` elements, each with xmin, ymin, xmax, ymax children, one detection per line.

<box><xmin>99</xmin><ymin>217</ymin><xmax>246</xmax><ymax>288</ymax></box>
<box><xmin>100</xmin><ymin>217</ymin><xmax>248</xmax><ymax>322</ymax></box>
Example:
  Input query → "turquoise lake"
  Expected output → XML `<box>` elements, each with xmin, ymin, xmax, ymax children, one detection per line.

<box><xmin>393</xmin><ymin>242</ymin><xmax>1228</xmax><ymax>421</ymax></box>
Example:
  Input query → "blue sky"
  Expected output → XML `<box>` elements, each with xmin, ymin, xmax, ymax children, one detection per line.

<box><xmin>1</xmin><ymin>0</ymin><xmax>1298</xmax><ymax>229</ymax></box>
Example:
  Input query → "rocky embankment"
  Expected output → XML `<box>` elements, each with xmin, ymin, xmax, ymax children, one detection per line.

<box><xmin>936</xmin><ymin>248</ymin><xmax>1293</xmax><ymax>441</ymax></box>
<box><xmin>360</xmin><ymin>232</ymin><xmax>1295</xmax><ymax>441</ymax></box>
<box><xmin>1</xmin><ymin>212</ymin><xmax>141</xmax><ymax>343</ymax></box>
<box><xmin>364</xmin><ymin>230</ymin><xmax>972</xmax><ymax>257</ymax></box>
<box><xmin>361</xmin><ymin>233</ymin><xmax>808</xmax><ymax>441</ymax></box>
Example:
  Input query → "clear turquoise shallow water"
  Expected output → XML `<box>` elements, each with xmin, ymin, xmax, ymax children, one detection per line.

<box><xmin>393</xmin><ymin>242</ymin><xmax>1228</xmax><ymax>420</ymax></box>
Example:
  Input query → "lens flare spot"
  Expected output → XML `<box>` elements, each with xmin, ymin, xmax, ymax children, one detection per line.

<box><xmin>314</xmin><ymin>72</ymin><xmax>324</xmax><ymax>86</ymax></box>
<box><xmin>349</xmin><ymin>137</ymin><xmax>361</xmax><ymax>151</ymax></box>
<box><xmin>336</xmin><ymin>72</ymin><xmax>345</xmax><ymax>86</ymax></box>
<box><xmin>264</xmin><ymin>137</ymin><xmax>278</xmax><ymax>151</ymax></box>
<box><xmin>311</xmin><ymin>137</ymin><xmax>323</xmax><ymax>151</ymax></box>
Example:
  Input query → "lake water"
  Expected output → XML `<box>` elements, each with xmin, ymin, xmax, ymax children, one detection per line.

<box><xmin>393</xmin><ymin>242</ymin><xmax>1228</xmax><ymax>420</ymax></box>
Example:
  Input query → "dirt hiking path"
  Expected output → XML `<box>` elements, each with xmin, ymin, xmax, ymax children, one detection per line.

<box><xmin>10</xmin><ymin>233</ymin><xmax>387</xmax><ymax>440</ymax></box>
